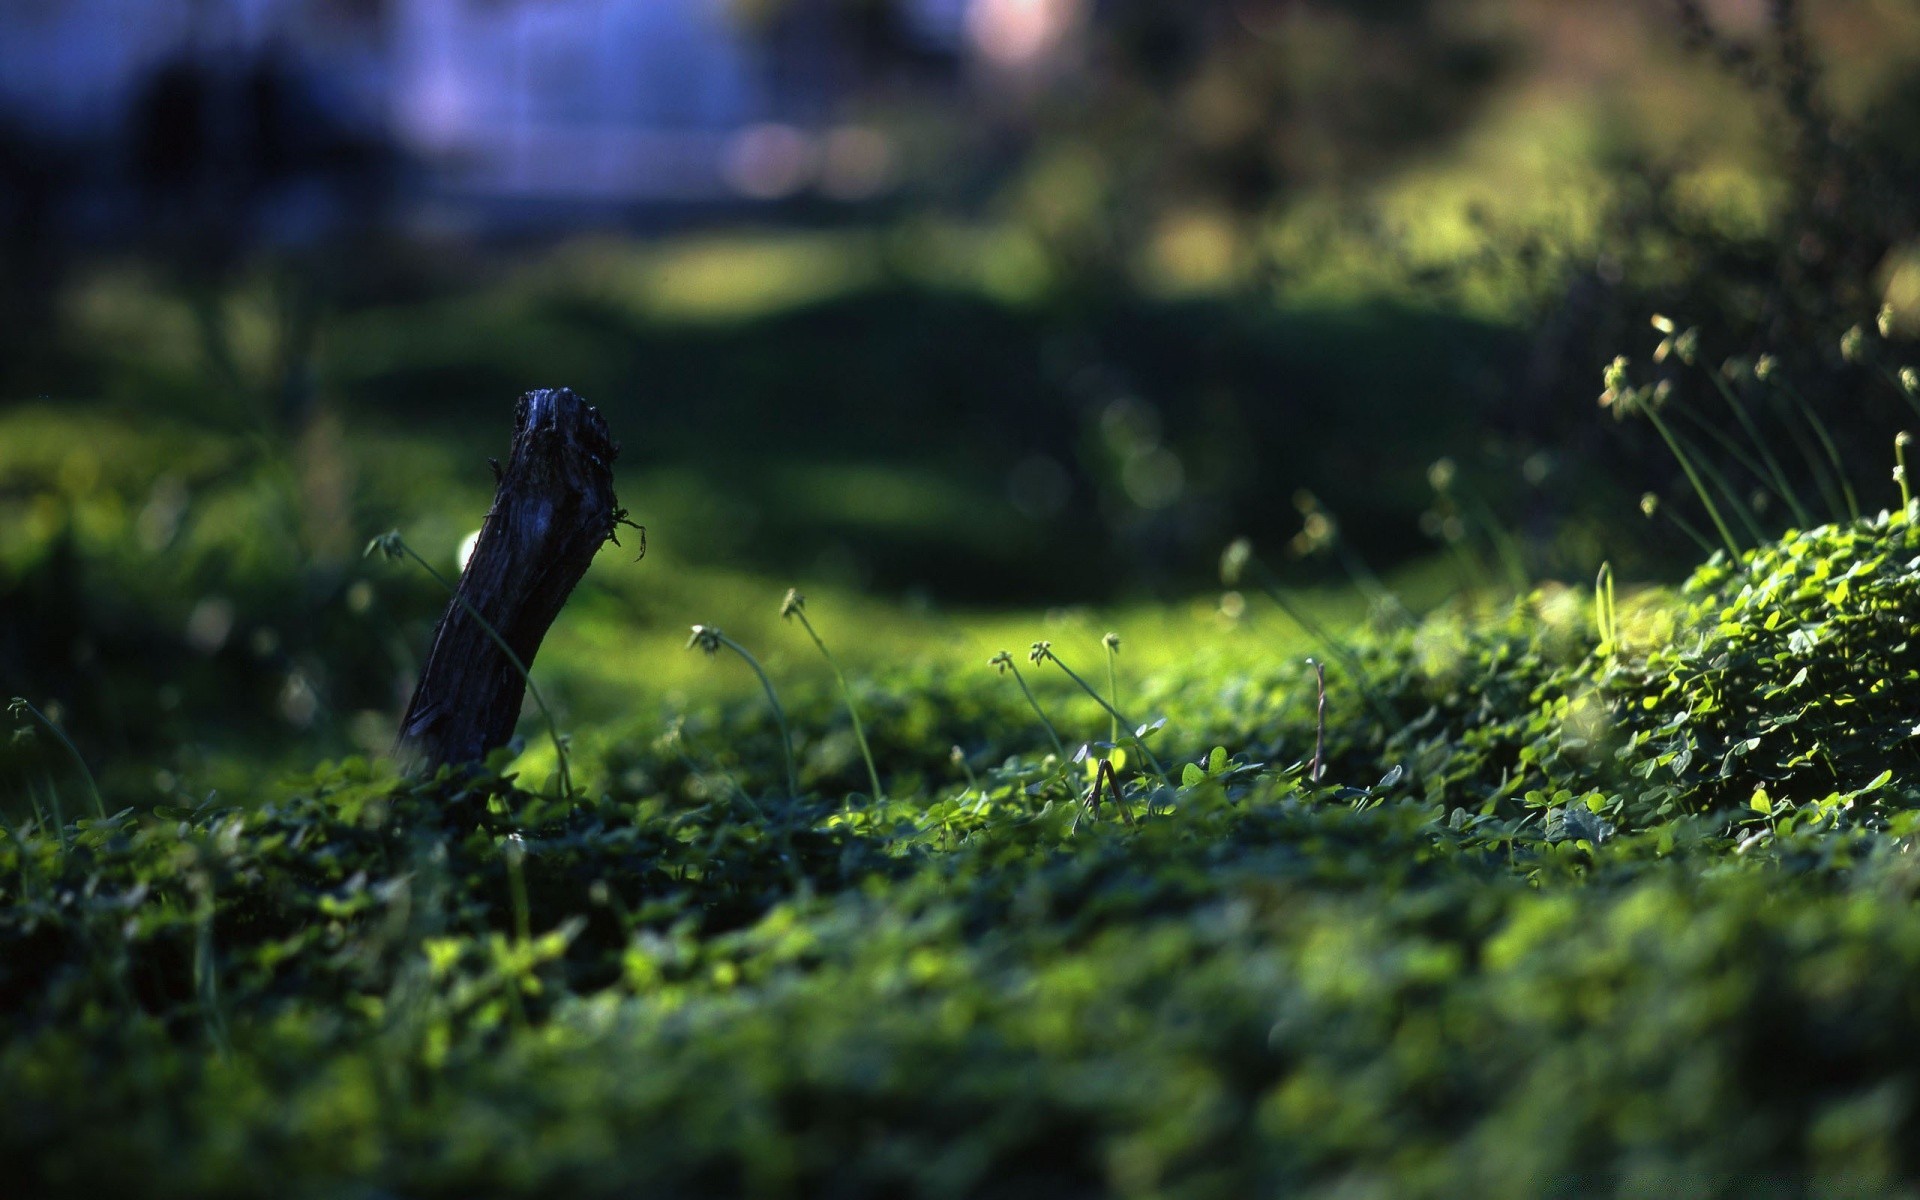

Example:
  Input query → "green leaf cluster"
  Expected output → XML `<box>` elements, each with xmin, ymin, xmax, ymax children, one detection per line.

<box><xmin>12</xmin><ymin>514</ymin><xmax>1920</xmax><ymax>1194</ymax></box>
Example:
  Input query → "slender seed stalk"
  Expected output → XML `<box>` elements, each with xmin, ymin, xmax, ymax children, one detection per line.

<box><xmin>1328</xmin><ymin>538</ymin><xmax>1414</xmax><ymax>626</ymax></box>
<box><xmin>1426</xmin><ymin>467</ymin><xmax>1499</xmax><ymax>596</ymax></box>
<box><xmin>686</xmin><ymin>626</ymin><xmax>799</xmax><ymax>800</ymax></box>
<box><xmin>504</xmin><ymin>835</ymin><xmax>532</xmax><ymax>946</ymax></box>
<box><xmin>1772</xmin><ymin>376</ymin><xmax>1860</xmax><ymax>521</ymax></box>
<box><xmin>1659</xmin><ymin>504</ymin><xmax>1720</xmax><ymax>557</ymax></box>
<box><xmin>993</xmin><ymin>652</ymin><xmax>1067</xmax><ymax>763</ymax></box>
<box><xmin>1779</xmin><ymin>411</ymin><xmax>1850</xmax><ymax>524</ymax></box>
<box><xmin>30</xmin><ymin>778</ymin><xmax>67</xmax><ymax>854</ymax></box>
<box><xmin>9</xmin><ymin>698</ymin><xmax>105</xmax><ymax>819</ymax></box>
<box><xmin>1671</xmin><ymin>425</ymin><xmax>1768</xmax><ymax>543</ymax></box>
<box><xmin>1436</xmin><ymin>465</ymin><xmax>1529</xmax><ymax>595</ymax></box>
<box><xmin>1705</xmin><ymin>370</ymin><xmax>1812</xmax><ymax>526</ymax></box>
<box><xmin>1749</xmin><ymin>380</ymin><xmax>1851</xmax><ymax>523</ymax></box>
<box><xmin>1437</xmin><ymin>530</ymin><xmax>1493</xmax><ymax>597</ymax></box>
<box><xmin>782</xmin><ymin>593</ymin><xmax>883</xmax><ymax>801</ymax></box>
<box><xmin>1674</xmin><ymin>407</ymin><xmax>1803</xmax><ymax>524</ymax></box>
<box><xmin>1307</xmin><ymin>658</ymin><xmax>1327</xmax><ymax>785</ymax></box>
<box><xmin>45</xmin><ymin>777</ymin><xmax>65</xmax><ymax>840</ymax></box>
<box><xmin>950</xmin><ymin>745</ymin><xmax>980</xmax><ymax>793</ymax></box>
<box><xmin>23</xmin><ymin>779</ymin><xmax>47</xmax><ymax>835</ymax></box>
<box><xmin>1031</xmin><ymin>643</ymin><xmax>1170</xmax><ymax>786</ymax></box>
<box><xmin>1796</xmin><ymin>406</ymin><xmax>1859</xmax><ymax>522</ymax></box>
<box><xmin>1238</xmin><ymin>555</ymin><xmax>1402</xmax><ymax>731</ymax></box>
<box><xmin>368</xmin><ymin>533</ymin><xmax>573</xmax><ymax>798</ymax></box>
<box><xmin>1645</xmin><ymin>409</ymin><xmax>1742</xmax><ymax>558</ymax></box>
<box><xmin>1898</xmin><ymin>433</ymin><xmax>1914</xmax><ymax>511</ymax></box>
<box><xmin>0</xmin><ymin>808</ymin><xmax>30</xmax><ymax>897</ymax></box>
<box><xmin>192</xmin><ymin>872</ymin><xmax>231</xmax><ymax>1053</ymax></box>
<box><xmin>1102</xmin><ymin>633</ymin><xmax>1122</xmax><ymax>749</ymax></box>
<box><xmin>1594</xmin><ymin>562</ymin><xmax>1618</xmax><ymax>655</ymax></box>
<box><xmin>1461</xmin><ymin>490</ymin><xmax>1530</xmax><ymax>596</ymax></box>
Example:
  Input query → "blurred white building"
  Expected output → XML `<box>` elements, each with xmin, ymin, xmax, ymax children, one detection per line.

<box><xmin>0</xmin><ymin>0</ymin><xmax>387</xmax><ymax>139</ymax></box>
<box><xmin>0</xmin><ymin>0</ymin><xmax>1065</xmax><ymax>223</ymax></box>
<box><xmin>393</xmin><ymin>1</ymin><xmax>750</xmax><ymax>202</ymax></box>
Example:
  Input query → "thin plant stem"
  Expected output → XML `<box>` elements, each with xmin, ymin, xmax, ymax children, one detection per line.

<box><xmin>951</xmin><ymin>746</ymin><xmax>980</xmax><ymax>792</ymax></box>
<box><xmin>1243</xmin><ymin>558</ymin><xmax>1402</xmax><ymax>731</ymax></box>
<box><xmin>504</xmin><ymin>836</ymin><xmax>532</xmax><ymax>946</ymax></box>
<box><xmin>30</xmin><ymin>778</ymin><xmax>67</xmax><ymax>855</ymax></box>
<box><xmin>42</xmin><ymin>776</ymin><xmax>64</xmax><ymax>842</ymax></box>
<box><xmin>375</xmin><ymin>536</ymin><xmax>573</xmax><ymax>798</ymax></box>
<box><xmin>0</xmin><ymin>807</ymin><xmax>40</xmax><ymax>901</ymax></box>
<box><xmin>23</xmin><ymin>781</ymin><xmax>47</xmax><ymax>834</ymax></box>
<box><xmin>1671</xmin><ymin>425</ymin><xmax>1768</xmax><ymax>543</ymax></box>
<box><xmin>1705</xmin><ymin>371</ymin><xmax>1812</xmax><ymax>526</ymax></box>
<box><xmin>709</xmin><ymin>632</ymin><xmax>800</xmax><ymax>800</ymax></box>
<box><xmin>1437</xmin><ymin>532</ymin><xmax>1493</xmax><ymax>596</ymax></box>
<box><xmin>1442</xmin><ymin>473</ymin><xmax>1530</xmax><ymax>595</ymax></box>
<box><xmin>1773</xmin><ymin>377</ymin><xmax>1860</xmax><ymax>521</ymax></box>
<box><xmin>1594</xmin><ymin>562</ymin><xmax>1617</xmax><ymax>655</ymax></box>
<box><xmin>192</xmin><ymin>873</ymin><xmax>231</xmax><ymax>1053</ymax></box>
<box><xmin>1308</xmin><ymin>658</ymin><xmax>1327</xmax><ymax>785</ymax></box>
<box><xmin>1793</xmin><ymin>409</ymin><xmax>1857</xmax><ymax>522</ymax></box>
<box><xmin>1898</xmin><ymin>434</ymin><xmax>1914</xmax><ymax>511</ymax></box>
<box><xmin>1657</xmin><ymin>505</ymin><xmax>1720</xmax><ymax>558</ymax></box>
<box><xmin>1674</xmin><ymin>407</ymin><xmax>1805</xmax><ymax>525</ymax></box>
<box><xmin>9</xmin><ymin>698</ymin><xmax>105</xmax><ymax>819</ymax></box>
<box><xmin>1646</xmin><ymin>409</ymin><xmax>1742</xmax><ymax>557</ymax></box>
<box><xmin>1780</xmin><ymin>414</ymin><xmax>1849</xmax><ymax>524</ymax></box>
<box><xmin>1083</xmin><ymin>759</ymin><xmax>1134</xmax><ymax>827</ymax></box>
<box><xmin>789</xmin><ymin>610</ymin><xmax>884</xmax><ymax>801</ymax></box>
<box><xmin>1034</xmin><ymin>647</ymin><xmax>1170</xmax><ymax>786</ymax></box>
<box><xmin>1104</xmin><ymin>647</ymin><xmax>1120</xmax><ymax>749</ymax></box>
<box><xmin>1464</xmin><ymin>491</ymin><xmax>1530</xmax><ymax>596</ymax></box>
<box><xmin>1328</xmin><ymin>537</ymin><xmax>1414</xmax><ymax>626</ymax></box>
<box><xmin>999</xmin><ymin>658</ymin><xmax>1067</xmax><ymax>763</ymax></box>
<box><xmin>1745</xmin><ymin>383</ymin><xmax>1850</xmax><ymax>523</ymax></box>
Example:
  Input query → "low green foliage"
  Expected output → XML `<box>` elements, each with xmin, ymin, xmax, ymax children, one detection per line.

<box><xmin>13</xmin><ymin>507</ymin><xmax>1920</xmax><ymax>1194</ymax></box>
<box><xmin>1610</xmin><ymin>508</ymin><xmax>1920</xmax><ymax>816</ymax></box>
<box><xmin>12</xmin><ymin>306</ymin><xmax>1920</xmax><ymax>1193</ymax></box>
<box><xmin>1240</xmin><ymin>505</ymin><xmax>1920</xmax><ymax>845</ymax></box>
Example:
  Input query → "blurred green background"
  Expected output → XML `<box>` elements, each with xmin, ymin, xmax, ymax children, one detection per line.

<box><xmin>7</xmin><ymin>0</ymin><xmax>1920</xmax><ymax>797</ymax></box>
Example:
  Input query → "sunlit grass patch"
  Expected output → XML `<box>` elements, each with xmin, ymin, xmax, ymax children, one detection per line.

<box><xmin>523</xmin><ymin>231</ymin><xmax>887</xmax><ymax>324</ymax></box>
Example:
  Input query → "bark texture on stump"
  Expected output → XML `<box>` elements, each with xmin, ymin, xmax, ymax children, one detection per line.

<box><xmin>397</xmin><ymin>388</ymin><xmax>619</xmax><ymax>771</ymax></box>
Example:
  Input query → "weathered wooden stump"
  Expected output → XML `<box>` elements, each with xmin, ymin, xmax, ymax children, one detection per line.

<box><xmin>397</xmin><ymin>388</ymin><xmax>620</xmax><ymax>772</ymax></box>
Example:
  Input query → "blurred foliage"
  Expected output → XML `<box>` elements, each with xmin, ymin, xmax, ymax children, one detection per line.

<box><xmin>994</xmin><ymin>0</ymin><xmax>1511</xmax><ymax>293</ymax></box>
<box><xmin>2</xmin><ymin>248</ymin><xmax>1535</xmax><ymax>604</ymax></box>
<box><xmin>9</xmin><ymin>6</ymin><xmax>1920</xmax><ymax>1188</ymax></box>
<box><xmin>6</xmin><ymin>3</ymin><xmax>1920</xmax><ymax>612</ymax></box>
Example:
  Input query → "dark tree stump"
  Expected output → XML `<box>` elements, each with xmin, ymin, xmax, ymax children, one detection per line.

<box><xmin>397</xmin><ymin>388</ymin><xmax>620</xmax><ymax>772</ymax></box>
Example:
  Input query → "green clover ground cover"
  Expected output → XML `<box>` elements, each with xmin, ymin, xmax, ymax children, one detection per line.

<box><xmin>12</xmin><ymin>508</ymin><xmax>1920</xmax><ymax>1196</ymax></box>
